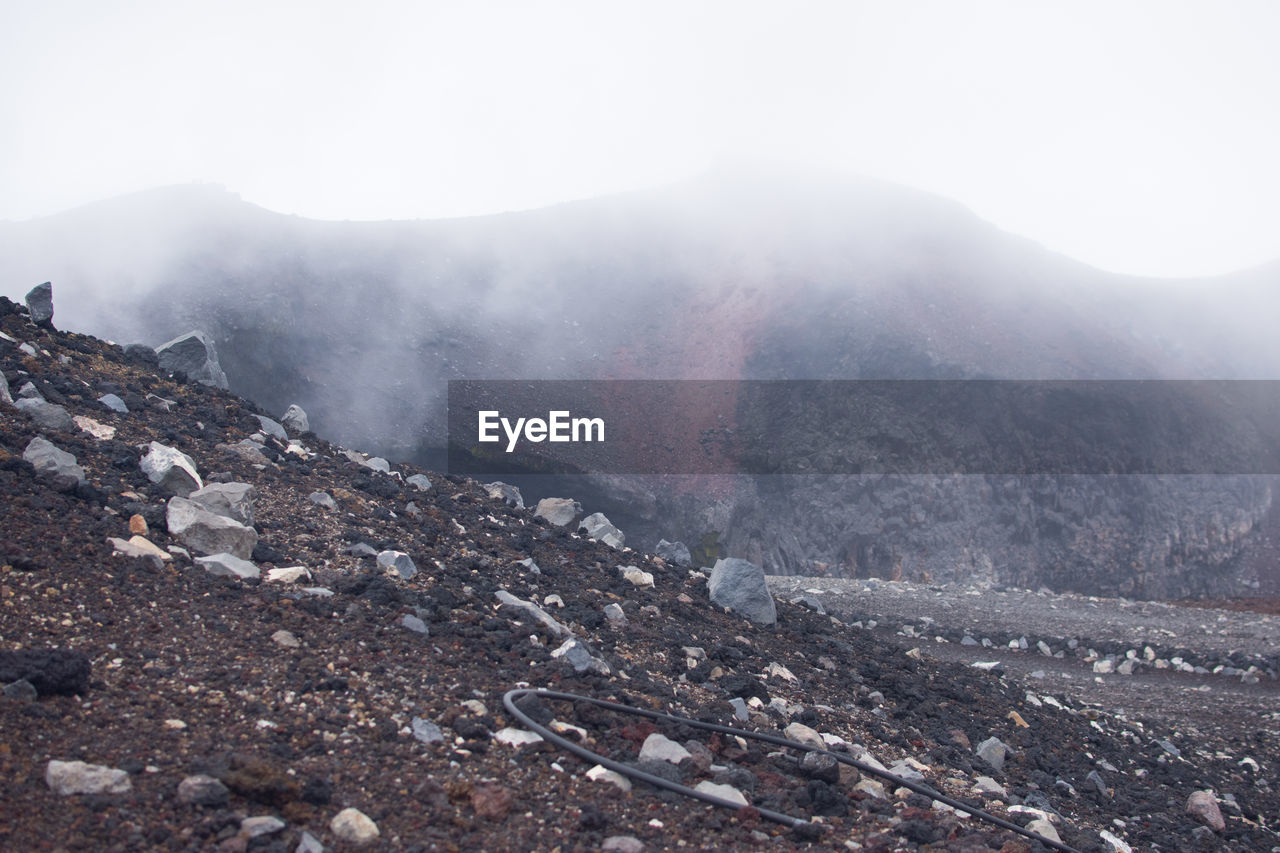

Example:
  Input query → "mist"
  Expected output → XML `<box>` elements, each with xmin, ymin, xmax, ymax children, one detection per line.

<box><xmin>5</xmin><ymin>167</ymin><xmax>1280</xmax><ymax>601</ymax></box>
<box><xmin>5</xmin><ymin>2</ymin><xmax>1280</xmax><ymax>277</ymax></box>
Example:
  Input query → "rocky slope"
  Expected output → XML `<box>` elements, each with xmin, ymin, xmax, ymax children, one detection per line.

<box><xmin>1</xmin><ymin>295</ymin><xmax>1277</xmax><ymax>850</ymax></box>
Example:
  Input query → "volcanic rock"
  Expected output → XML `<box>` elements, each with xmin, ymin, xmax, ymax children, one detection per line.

<box><xmin>23</xmin><ymin>436</ymin><xmax>85</xmax><ymax>487</ymax></box>
<box><xmin>377</xmin><ymin>549</ymin><xmax>418</xmax><ymax>580</ymax></box>
<box><xmin>708</xmin><ymin>557</ymin><xmax>776</xmax><ymax>625</ymax></box>
<box><xmin>655</xmin><ymin>539</ymin><xmax>692</xmax><ymax>566</ymax></box>
<box><xmin>156</xmin><ymin>330</ymin><xmax>228</xmax><ymax>389</ymax></box>
<box><xmin>400</xmin><ymin>614</ymin><xmax>429</xmax><ymax>634</ymax></box>
<box><xmin>281</xmin><ymin>403</ymin><xmax>310</xmax><ymax>433</ymax></box>
<box><xmin>620</xmin><ymin>566</ymin><xmax>654</xmax><ymax>588</ymax></box>
<box><xmin>195</xmin><ymin>552</ymin><xmax>260</xmax><ymax>579</ymax></box>
<box><xmin>140</xmin><ymin>441</ymin><xmax>203</xmax><ymax>496</ymax></box>
<box><xmin>550</xmin><ymin>638</ymin><xmax>594</xmax><ymax>672</ymax></box>
<box><xmin>639</xmin><ymin>732</ymin><xmax>691</xmax><ymax>764</ymax></box>
<box><xmin>1186</xmin><ymin>790</ymin><xmax>1225</xmax><ymax>831</ymax></box>
<box><xmin>187</xmin><ymin>482</ymin><xmax>257</xmax><ymax>525</ymax></box>
<box><xmin>694</xmin><ymin>780</ymin><xmax>749</xmax><ymax>806</ymax></box>
<box><xmin>45</xmin><ymin>760</ymin><xmax>131</xmax><ymax>795</ymax></box>
<box><xmin>254</xmin><ymin>415</ymin><xmax>287</xmax><ymax>440</ymax></box>
<box><xmin>97</xmin><ymin>393</ymin><xmax>128</xmax><ymax>413</ymax></box>
<box><xmin>534</xmin><ymin>497</ymin><xmax>580</xmax><ymax>526</ymax></box>
<box><xmin>108</xmin><ymin>535</ymin><xmax>172</xmax><ymax>562</ymax></box>
<box><xmin>494</xmin><ymin>590</ymin><xmax>571</xmax><ymax>637</ymax></box>
<box><xmin>166</xmin><ymin>496</ymin><xmax>258</xmax><ymax>559</ymax></box>
<box><xmin>783</xmin><ymin>722</ymin><xmax>825</xmax><ymax>750</ymax></box>
<box><xmin>240</xmin><ymin>815</ymin><xmax>286</xmax><ymax>838</ymax></box>
<box><xmin>601</xmin><ymin>838</ymin><xmax>645</xmax><ymax>853</ymax></box>
<box><xmin>483</xmin><ymin>481</ymin><xmax>524</xmax><ymax>507</ymax></box>
<box><xmin>975</xmin><ymin>736</ymin><xmax>1009</xmax><ymax>772</ymax></box>
<box><xmin>308</xmin><ymin>490</ymin><xmax>338</xmax><ymax>511</ymax></box>
<box><xmin>122</xmin><ymin>343</ymin><xmax>159</xmax><ymax>367</ymax></box>
<box><xmin>411</xmin><ymin>717</ymin><xmax>444</xmax><ymax>744</ymax></box>
<box><xmin>587</xmin><ymin>765</ymin><xmax>632</xmax><ymax>792</ymax></box>
<box><xmin>15</xmin><ymin>398</ymin><xmax>75</xmax><ymax>431</ymax></box>
<box><xmin>330</xmin><ymin>807</ymin><xmax>379</xmax><ymax>844</ymax></box>
<box><xmin>177</xmin><ymin>774</ymin><xmax>230</xmax><ymax>807</ymax></box>
<box><xmin>0</xmin><ymin>648</ymin><xmax>91</xmax><ymax>696</ymax></box>
<box><xmin>579</xmin><ymin>512</ymin><xmax>624</xmax><ymax>548</ymax></box>
<box><xmin>1026</xmin><ymin>819</ymin><xmax>1061</xmax><ymax>844</ymax></box>
<box><xmin>25</xmin><ymin>282</ymin><xmax>54</xmax><ymax>327</ymax></box>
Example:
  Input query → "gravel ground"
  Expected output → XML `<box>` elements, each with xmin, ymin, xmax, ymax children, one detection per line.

<box><xmin>3</xmin><ymin>300</ymin><xmax>1279</xmax><ymax>852</ymax></box>
<box><xmin>768</xmin><ymin>575</ymin><xmax>1280</xmax><ymax>738</ymax></box>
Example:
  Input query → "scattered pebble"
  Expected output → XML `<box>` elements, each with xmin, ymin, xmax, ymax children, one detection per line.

<box><xmin>1186</xmin><ymin>789</ymin><xmax>1225</xmax><ymax>831</ymax></box>
<box><xmin>494</xmin><ymin>728</ymin><xmax>543</xmax><ymax>747</ymax></box>
<box><xmin>45</xmin><ymin>760</ymin><xmax>132</xmax><ymax>796</ymax></box>
<box><xmin>693</xmin><ymin>780</ymin><xmax>749</xmax><ymax>806</ymax></box>
<box><xmin>240</xmin><ymin>815</ymin><xmax>285</xmax><ymax>838</ymax></box>
<box><xmin>271</xmin><ymin>629</ymin><xmax>300</xmax><ymax>648</ymax></box>
<box><xmin>587</xmin><ymin>764</ymin><xmax>633</xmax><ymax>792</ymax></box>
<box><xmin>639</xmin><ymin>732</ymin><xmax>691</xmax><ymax>764</ymax></box>
<box><xmin>330</xmin><ymin>807</ymin><xmax>379</xmax><ymax>845</ymax></box>
<box><xmin>176</xmin><ymin>773</ymin><xmax>229</xmax><ymax>806</ymax></box>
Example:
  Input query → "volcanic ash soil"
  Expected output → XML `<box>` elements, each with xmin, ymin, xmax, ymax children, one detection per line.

<box><xmin>0</xmin><ymin>299</ymin><xmax>1277</xmax><ymax>851</ymax></box>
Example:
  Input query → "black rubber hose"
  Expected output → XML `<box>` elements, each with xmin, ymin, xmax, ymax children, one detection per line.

<box><xmin>503</xmin><ymin>687</ymin><xmax>1083</xmax><ymax>853</ymax></box>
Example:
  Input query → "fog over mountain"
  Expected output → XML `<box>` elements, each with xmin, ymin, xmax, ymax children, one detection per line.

<box><xmin>4</xmin><ymin>168</ymin><xmax>1279</xmax><ymax>598</ymax></box>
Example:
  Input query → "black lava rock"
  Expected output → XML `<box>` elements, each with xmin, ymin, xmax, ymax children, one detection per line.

<box><xmin>0</xmin><ymin>648</ymin><xmax>91</xmax><ymax>696</ymax></box>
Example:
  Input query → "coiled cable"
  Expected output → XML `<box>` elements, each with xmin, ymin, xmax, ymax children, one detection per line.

<box><xmin>503</xmin><ymin>687</ymin><xmax>1083</xmax><ymax>852</ymax></box>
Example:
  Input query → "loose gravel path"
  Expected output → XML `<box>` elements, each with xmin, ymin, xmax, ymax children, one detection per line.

<box><xmin>768</xmin><ymin>575</ymin><xmax>1280</xmax><ymax>736</ymax></box>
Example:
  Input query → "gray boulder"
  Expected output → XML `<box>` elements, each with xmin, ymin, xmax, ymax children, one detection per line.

<box><xmin>14</xmin><ymin>398</ymin><xmax>75</xmax><ymax>431</ymax></box>
<box><xmin>534</xmin><ymin>497</ymin><xmax>581</xmax><ymax>527</ymax></box>
<box><xmin>483</xmin><ymin>482</ymin><xmax>524</xmax><ymax>508</ymax></box>
<box><xmin>140</xmin><ymin>442</ymin><xmax>203</xmax><ymax>496</ymax></box>
<box><xmin>17</xmin><ymin>381</ymin><xmax>42</xmax><ymax>400</ymax></box>
<box><xmin>167</xmin><ymin>496</ymin><xmax>257</xmax><ymax>559</ymax></box>
<box><xmin>156</xmin><ymin>331</ymin><xmax>229</xmax><ymax>389</ymax></box>
<box><xmin>975</xmin><ymin>736</ymin><xmax>1009</xmax><ymax>772</ymax></box>
<box><xmin>550</xmin><ymin>638</ymin><xmax>596</xmax><ymax>673</ymax></box>
<box><xmin>254</xmin><ymin>415</ymin><xmax>287</xmax><ymax>441</ymax></box>
<box><xmin>23</xmin><ymin>437</ymin><xmax>85</xmax><ymax>487</ymax></box>
<box><xmin>98</xmin><ymin>393</ymin><xmax>128</xmax><ymax>414</ymax></box>
<box><xmin>377</xmin><ymin>549</ymin><xmax>418</xmax><ymax>580</ymax></box>
<box><xmin>708</xmin><ymin>557</ymin><xmax>777</xmax><ymax>626</ymax></box>
<box><xmin>655</xmin><ymin>539</ymin><xmax>692</xmax><ymax>566</ymax></box>
<box><xmin>0</xmin><ymin>371</ymin><xmax>11</xmax><ymax>405</ymax></box>
<box><xmin>194</xmin><ymin>553</ymin><xmax>260</xmax><ymax>580</ymax></box>
<box><xmin>407</xmin><ymin>474</ymin><xmax>432</xmax><ymax>491</ymax></box>
<box><xmin>25</xmin><ymin>282</ymin><xmax>53</xmax><ymax>327</ymax></box>
<box><xmin>188</xmin><ymin>482</ymin><xmax>257</xmax><ymax>525</ymax></box>
<box><xmin>579</xmin><ymin>512</ymin><xmax>625</xmax><ymax>548</ymax></box>
<box><xmin>281</xmin><ymin>404</ymin><xmax>310</xmax><ymax>434</ymax></box>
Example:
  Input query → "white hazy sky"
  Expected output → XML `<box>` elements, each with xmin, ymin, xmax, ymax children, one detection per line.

<box><xmin>2</xmin><ymin>1</ymin><xmax>1278</xmax><ymax>277</ymax></box>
